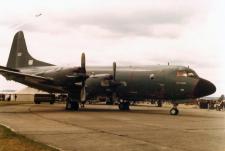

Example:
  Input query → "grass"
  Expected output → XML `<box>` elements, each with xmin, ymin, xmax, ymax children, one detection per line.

<box><xmin>0</xmin><ymin>101</ymin><xmax>33</xmax><ymax>106</ymax></box>
<box><xmin>0</xmin><ymin>125</ymin><xmax>58</xmax><ymax>151</ymax></box>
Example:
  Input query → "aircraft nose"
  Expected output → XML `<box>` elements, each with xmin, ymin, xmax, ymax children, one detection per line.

<box><xmin>194</xmin><ymin>78</ymin><xmax>216</xmax><ymax>98</ymax></box>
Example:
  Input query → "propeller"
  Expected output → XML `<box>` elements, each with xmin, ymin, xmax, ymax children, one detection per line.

<box><xmin>109</xmin><ymin>61</ymin><xmax>118</xmax><ymax>104</ymax></box>
<box><xmin>80</xmin><ymin>52</ymin><xmax>87</xmax><ymax>102</ymax></box>
<box><xmin>111</xmin><ymin>61</ymin><xmax>127</xmax><ymax>89</ymax></box>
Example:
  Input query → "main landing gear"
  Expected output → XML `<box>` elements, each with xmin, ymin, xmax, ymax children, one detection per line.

<box><xmin>118</xmin><ymin>101</ymin><xmax>130</xmax><ymax>111</ymax></box>
<box><xmin>170</xmin><ymin>103</ymin><xmax>179</xmax><ymax>115</ymax></box>
<box><xmin>66</xmin><ymin>98</ymin><xmax>79</xmax><ymax>111</ymax></box>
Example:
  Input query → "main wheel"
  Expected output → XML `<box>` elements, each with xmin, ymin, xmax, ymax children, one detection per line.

<box><xmin>66</xmin><ymin>99</ymin><xmax>79</xmax><ymax>111</ymax></box>
<box><xmin>170</xmin><ymin>108</ymin><xmax>179</xmax><ymax>115</ymax></box>
<box><xmin>72</xmin><ymin>101</ymin><xmax>79</xmax><ymax>110</ymax></box>
<box><xmin>66</xmin><ymin>100</ymin><xmax>71</xmax><ymax>110</ymax></box>
<box><xmin>119</xmin><ymin>103</ymin><xmax>124</xmax><ymax>110</ymax></box>
<box><xmin>118</xmin><ymin>102</ymin><xmax>130</xmax><ymax>110</ymax></box>
<box><xmin>124</xmin><ymin>102</ymin><xmax>130</xmax><ymax>110</ymax></box>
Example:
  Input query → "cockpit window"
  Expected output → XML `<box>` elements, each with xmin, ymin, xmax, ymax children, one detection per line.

<box><xmin>187</xmin><ymin>72</ymin><xmax>195</xmax><ymax>77</ymax></box>
<box><xmin>176</xmin><ymin>71</ymin><xmax>187</xmax><ymax>77</ymax></box>
<box><xmin>176</xmin><ymin>70</ymin><xmax>198</xmax><ymax>78</ymax></box>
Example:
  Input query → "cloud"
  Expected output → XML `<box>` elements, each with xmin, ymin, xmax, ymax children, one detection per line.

<box><xmin>10</xmin><ymin>1</ymin><xmax>202</xmax><ymax>38</ymax></box>
<box><xmin>51</xmin><ymin>9</ymin><xmax>193</xmax><ymax>38</ymax></box>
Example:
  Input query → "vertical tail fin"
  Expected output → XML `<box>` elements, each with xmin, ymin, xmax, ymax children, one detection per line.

<box><xmin>6</xmin><ymin>31</ymin><xmax>53</xmax><ymax>69</ymax></box>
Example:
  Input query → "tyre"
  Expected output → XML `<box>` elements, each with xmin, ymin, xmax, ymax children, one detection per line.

<box><xmin>118</xmin><ymin>102</ymin><xmax>130</xmax><ymax>110</ymax></box>
<box><xmin>119</xmin><ymin>103</ymin><xmax>124</xmax><ymax>110</ymax></box>
<box><xmin>65</xmin><ymin>101</ymin><xmax>71</xmax><ymax>110</ymax></box>
<box><xmin>170</xmin><ymin>108</ymin><xmax>179</xmax><ymax>115</ymax></box>
<box><xmin>124</xmin><ymin>102</ymin><xmax>130</xmax><ymax>110</ymax></box>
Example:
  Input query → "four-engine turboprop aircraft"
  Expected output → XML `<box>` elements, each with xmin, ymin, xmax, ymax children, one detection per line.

<box><xmin>0</xmin><ymin>31</ymin><xmax>216</xmax><ymax>115</ymax></box>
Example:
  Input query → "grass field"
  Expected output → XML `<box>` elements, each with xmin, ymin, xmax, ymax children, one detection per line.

<box><xmin>0</xmin><ymin>125</ymin><xmax>58</xmax><ymax>151</ymax></box>
<box><xmin>0</xmin><ymin>101</ymin><xmax>33</xmax><ymax>106</ymax></box>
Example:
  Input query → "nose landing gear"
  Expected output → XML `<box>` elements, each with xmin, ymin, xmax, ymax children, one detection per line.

<box><xmin>170</xmin><ymin>103</ymin><xmax>179</xmax><ymax>115</ymax></box>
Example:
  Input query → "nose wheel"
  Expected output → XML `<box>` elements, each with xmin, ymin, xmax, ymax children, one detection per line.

<box><xmin>170</xmin><ymin>103</ymin><xmax>179</xmax><ymax>115</ymax></box>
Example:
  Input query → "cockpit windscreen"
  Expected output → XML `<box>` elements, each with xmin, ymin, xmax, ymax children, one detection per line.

<box><xmin>176</xmin><ymin>70</ymin><xmax>198</xmax><ymax>78</ymax></box>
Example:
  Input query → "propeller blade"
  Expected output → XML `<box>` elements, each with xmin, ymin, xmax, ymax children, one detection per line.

<box><xmin>81</xmin><ymin>52</ymin><xmax>86</xmax><ymax>73</ymax></box>
<box><xmin>113</xmin><ymin>62</ymin><xmax>116</xmax><ymax>81</ymax></box>
<box><xmin>80</xmin><ymin>87</ymin><xmax>86</xmax><ymax>102</ymax></box>
<box><xmin>80</xmin><ymin>53</ymin><xmax>87</xmax><ymax>102</ymax></box>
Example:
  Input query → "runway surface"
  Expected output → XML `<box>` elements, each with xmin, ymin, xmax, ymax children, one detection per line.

<box><xmin>0</xmin><ymin>103</ymin><xmax>224</xmax><ymax>151</ymax></box>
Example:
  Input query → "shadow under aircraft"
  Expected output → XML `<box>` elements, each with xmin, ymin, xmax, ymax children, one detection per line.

<box><xmin>0</xmin><ymin>31</ymin><xmax>216</xmax><ymax>115</ymax></box>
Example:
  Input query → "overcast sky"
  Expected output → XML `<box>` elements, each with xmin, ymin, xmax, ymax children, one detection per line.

<box><xmin>0</xmin><ymin>0</ymin><xmax>224</xmax><ymax>96</ymax></box>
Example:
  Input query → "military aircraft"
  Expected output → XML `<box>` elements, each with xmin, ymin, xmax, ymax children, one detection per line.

<box><xmin>0</xmin><ymin>31</ymin><xmax>216</xmax><ymax>115</ymax></box>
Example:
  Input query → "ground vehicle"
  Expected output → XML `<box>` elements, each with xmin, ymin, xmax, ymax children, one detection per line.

<box><xmin>34</xmin><ymin>94</ymin><xmax>55</xmax><ymax>104</ymax></box>
<box><xmin>0</xmin><ymin>94</ymin><xmax>5</xmax><ymax>101</ymax></box>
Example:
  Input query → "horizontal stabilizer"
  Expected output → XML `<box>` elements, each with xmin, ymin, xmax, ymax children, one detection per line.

<box><xmin>0</xmin><ymin>65</ymin><xmax>19</xmax><ymax>72</ymax></box>
<box><xmin>0</xmin><ymin>68</ymin><xmax>53</xmax><ymax>83</ymax></box>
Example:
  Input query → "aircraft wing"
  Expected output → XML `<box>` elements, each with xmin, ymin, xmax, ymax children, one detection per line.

<box><xmin>0</xmin><ymin>66</ymin><xmax>53</xmax><ymax>83</ymax></box>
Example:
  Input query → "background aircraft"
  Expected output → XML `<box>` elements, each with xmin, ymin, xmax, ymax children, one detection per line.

<box><xmin>0</xmin><ymin>31</ymin><xmax>216</xmax><ymax>115</ymax></box>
